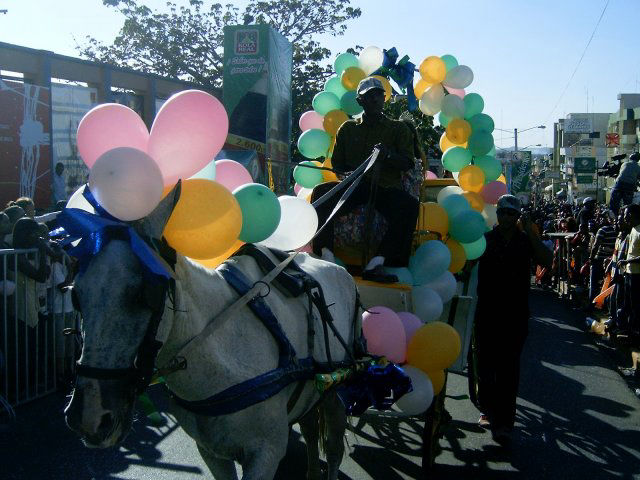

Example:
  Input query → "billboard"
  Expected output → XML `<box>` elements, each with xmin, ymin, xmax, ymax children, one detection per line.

<box><xmin>573</xmin><ymin>157</ymin><xmax>596</xmax><ymax>173</ymax></box>
<box><xmin>564</xmin><ymin>117</ymin><xmax>592</xmax><ymax>134</ymax></box>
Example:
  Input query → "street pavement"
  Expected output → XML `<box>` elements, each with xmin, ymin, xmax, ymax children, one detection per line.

<box><xmin>2</xmin><ymin>289</ymin><xmax>640</xmax><ymax>479</ymax></box>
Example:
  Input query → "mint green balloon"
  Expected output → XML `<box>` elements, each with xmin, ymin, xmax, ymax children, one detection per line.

<box><xmin>340</xmin><ymin>91</ymin><xmax>363</xmax><ymax>116</ymax></box>
<box><xmin>294</xmin><ymin>160</ymin><xmax>323</xmax><ymax>188</ymax></box>
<box><xmin>461</xmin><ymin>235</ymin><xmax>486</xmax><ymax>260</ymax></box>
<box><xmin>468</xmin><ymin>132</ymin><xmax>494</xmax><ymax>157</ymax></box>
<box><xmin>441</xmin><ymin>194</ymin><xmax>471</xmax><ymax>218</ymax></box>
<box><xmin>438</xmin><ymin>112</ymin><xmax>450</xmax><ymax>127</ymax></box>
<box><xmin>463</xmin><ymin>93</ymin><xmax>484</xmax><ymax>119</ymax></box>
<box><xmin>468</xmin><ymin>113</ymin><xmax>495</xmax><ymax>134</ymax></box>
<box><xmin>442</xmin><ymin>146</ymin><xmax>472</xmax><ymax>172</ymax></box>
<box><xmin>312</xmin><ymin>91</ymin><xmax>340</xmax><ymax>115</ymax></box>
<box><xmin>324</xmin><ymin>76</ymin><xmax>348</xmax><ymax>100</ymax></box>
<box><xmin>298</xmin><ymin>129</ymin><xmax>330</xmax><ymax>159</ymax></box>
<box><xmin>440</xmin><ymin>54</ymin><xmax>458</xmax><ymax>72</ymax></box>
<box><xmin>334</xmin><ymin>52</ymin><xmax>359</xmax><ymax>75</ymax></box>
<box><xmin>474</xmin><ymin>155</ymin><xmax>502</xmax><ymax>182</ymax></box>
<box><xmin>234</xmin><ymin>183</ymin><xmax>281</xmax><ymax>243</ymax></box>
<box><xmin>449</xmin><ymin>210</ymin><xmax>486</xmax><ymax>243</ymax></box>
<box><xmin>487</xmin><ymin>145</ymin><xmax>496</xmax><ymax>157</ymax></box>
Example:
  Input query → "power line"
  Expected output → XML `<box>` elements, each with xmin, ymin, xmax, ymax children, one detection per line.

<box><xmin>544</xmin><ymin>0</ymin><xmax>610</xmax><ymax>123</ymax></box>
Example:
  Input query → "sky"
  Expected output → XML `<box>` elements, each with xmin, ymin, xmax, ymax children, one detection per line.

<box><xmin>1</xmin><ymin>0</ymin><xmax>638</xmax><ymax>149</ymax></box>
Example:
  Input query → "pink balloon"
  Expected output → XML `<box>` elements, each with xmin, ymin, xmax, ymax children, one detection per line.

<box><xmin>446</xmin><ymin>87</ymin><xmax>466</xmax><ymax>99</ymax></box>
<box><xmin>299</xmin><ymin>110</ymin><xmax>324</xmax><ymax>132</ymax></box>
<box><xmin>425</xmin><ymin>170</ymin><xmax>438</xmax><ymax>180</ymax></box>
<box><xmin>77</xmin><ymin>104</ymin><xmax>149</xmax><ymax>169</ymax></box>
<box><xmin>481</xmin><ymin>181</ymin><xmax>507</xmax><ymax>204</ymax></box>
<box><xmin>149</xmin><ymin>90</ymin><xmax>229</xmax><ymax>186</ymax></box>
<box><xmin>397</xmin><ymin>312</ymin><xmax>423</xmax><ymax>343</ymax></box>
<box><xmin>296</xmin><ymin>243</ymin><xmax>313</xmax><ymax>253</ymax></box>
<box><xmin>362</xmin><ymin>306</ymin><xmax>407</xmax><ymax>363</ymax></box>
<box><xmin>294</xmin><ymin>183</ymin><xmax>302</xmax><ymax>194</ymax></box>
<box><xmin>215</xmin><ymin>159</ymin><xmax>253</xmax><ymax>192</ymax></box>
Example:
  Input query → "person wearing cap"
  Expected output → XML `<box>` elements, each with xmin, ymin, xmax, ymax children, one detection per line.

<box><xmin>610</xmin><ymin>152</ymin><xmax>640</xmax><ymax>215</ymax></box>
<box><xmin>312</xmin><ymin>77</ymin><xmax>419</xmax><ymax>282</ymax></box>
<box><xmin>577</xmin><ymin>197</ymin><xmax>596</xmax><ymax>229</ymax></box>
<box><xmin>468</xmin><ymin>194</ymin><xmax>552</xmax><ymax>445</ymax></box>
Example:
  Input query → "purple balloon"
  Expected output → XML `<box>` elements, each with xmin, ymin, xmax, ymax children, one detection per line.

<box><xmin>397</xmin><ymin>312</ymin><xmax>423</xmax><ymax>343</ymax></box>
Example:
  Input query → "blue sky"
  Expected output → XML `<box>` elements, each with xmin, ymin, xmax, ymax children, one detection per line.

<box><xmin>1</xmin><ymin>0</ymin><xmax>637</xmax><ymax>148</ymax></box>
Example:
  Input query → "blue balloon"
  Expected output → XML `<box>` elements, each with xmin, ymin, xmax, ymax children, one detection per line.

<box><xmin>441</xmin><ymin>194</ymin><xmax>471</xmax><ymax>219</ymax></box>
<box><xmin>449</xmin><ymin>210</ymin><xmax>486</xmax><ymax>243</ymax></box>
<box><xmin>383</xmin><ymin>267</ymin><xmax>414</xmax><ymax>285</ymax></box>
<box><xmin>409</xmin><ymin>240</ymin><xmax>451</xmax><ymax>285</ymax></box>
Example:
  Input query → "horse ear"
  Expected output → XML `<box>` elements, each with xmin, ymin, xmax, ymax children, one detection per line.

<box><xmin>132</xmin><ymin>181</ymin><xmax>181</xmax><ymax>239</ymax></box>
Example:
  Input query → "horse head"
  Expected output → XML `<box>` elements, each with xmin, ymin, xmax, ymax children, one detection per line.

<box><xmin>64</xmin><ymin>183</ymin><xmax>180</xmax><ymax>448</ymax></box>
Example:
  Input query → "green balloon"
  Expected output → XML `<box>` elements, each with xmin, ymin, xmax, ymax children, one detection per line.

<box><xmin>334</xmin><ymin>52</ymin><xmax>359</xmax><ymax>75</ymax></box>
<box><xmin>461</xmin><ymin>235</ymin><xmax>486</xmax><ymax>260</ymax></box>
<box><xmin>438</xmin><ymin>111</ymin><xmax>451</xmax><ymax>127</ymax></box>
<box><xmin>312</xmin><ymin>91</ymin><xmax>340</xmax><ymax>116</ymax></box>
<box><xmin>474</xmin><ymin>155</ymin><xmax>502</xmax><ymax>182</ymax></box>
<box><xmin>297</xmin><ymin>129</ymin><xmax>330</xmax><ymax>159</ymax></box>
<box><xmin>486</xmin><ymin>145</ymin><xmax>496</xmax><ymax>157</ymax></box>
<box><xmin>463</xmin><ymin>93</ymin><xmax>484</xmax><ymax>119</ymax></box>
<box><xmin>440</xmin><ymin>54</ymin><xmax>458</xmax><ymax>72</ymax></box>
<box><xmin>340</xmin><ymin>91</ymin><xmax>363</xmax><ymax>116</ymax></box>
<box><xmin>442</xmin><ymin>146</ymin><xmax>472</xmax><ymax>172</ymax></box>
<box><xmin>234</xmin><ymin>183</ymin><xmax>281</xmax><ymax>243</ymax></box>
<box><xmin>294</xmin><ymin>160</ymin><xmax>323</xmax><ymax>188</ymax></box>
<box><xmin>468</xmin><ymin>131</ymin><xmax>494</xmax><ymax>157</ymax></box>
<box><xmin>449</xmin><ymin>210</ymin><xmax>486</xmax><ymax>243</ymax></box>
<box><xmin>468</xmin><ymin>113</ymin><xmax>495</xmax><ymax>134</ymax></box>
<box><xmin>324</xmin><ymin>76</ymin><xmax>348</xmax><ymax>100</ymax></box>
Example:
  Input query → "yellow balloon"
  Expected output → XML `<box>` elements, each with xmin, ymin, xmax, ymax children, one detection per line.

<box><xmin>497</xmin><ymin>174</ymin><xmax>507</xmax><ymax>184</ymax></box>
<box><xmin>193</xmin><ymin>240</ymin><xmax>244</xmax><ymax>268</ymax></box>
<box><xmin>323</xmin><ymin>110</ymin><xmax>349</xmax><ymax>136</ymax></box>
<box><xmin>322</xmin><ymin>158</ymin><xmax>339</xmax><ymax>182</ymax></box>
<box><xmin>446</xmin><ymin>238</ymin><xmax>466</xmax><ymax>273</ymax></box>
<box><xmin>445</xmin><ymin>118</ymin><xmax>471</xmax><ymax>145</ymax></box>
<box><xmin>407</xmin><ymin>322</ymin><xmax>461</xmax><ymax>373</ymax></box>
<box><xmin>426</xmin><ymin>370</ymin><xmax>445</xmax><ymax>395</ymax></box>
<box><xmin>414</xmin><ymin>78</ymin><xmax>432</xmax><ymax>99</ymax></box>
<box><xmin>371</xmin><ymin>75</ymin><xmax>392</xmax><ymax>102</ymax></box>
<box><xmin>458</xmin><ymin>165</ymin><xmax>485</xmax><ymax>193</ymax></box>
<box><xmin>462</xmin><ymin>191</ymin><xmax>485</xmax><ymax>212</ymax></box>
<box><xmin>164</xmin><ymin>179</ymin><xmax>243</xmax><ymax>259</ymax></box>
<box><xmin>341</xmin><ymin>66</ymin><xmax>366</xmax><ymax>91</ymax></box>
<box><xmin>439</xmin><ymin>131</ymin><xmax>466</xmax><ymax>153</ymax></box>
<box><xmin>419</xmin><ymin>56</ymin><xmax>446</xmax><ymax>84</ymax></box>
<box><xmin>420</xmin><ymin>202</ymin><xmax>449</xmax><ymax>237</ymax></box>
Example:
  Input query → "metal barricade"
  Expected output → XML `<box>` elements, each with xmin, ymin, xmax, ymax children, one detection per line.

<box><xmin>1</xmin><ymin>248</ymin><xmax>77</xmax><ymax>407</ymax></box>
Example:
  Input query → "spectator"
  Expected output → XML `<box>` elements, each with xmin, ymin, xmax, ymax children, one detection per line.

<box><xmin>606</xmin><ymin>209</ymin><xmax>630</xmax><ymax>333</ymax></box>
<box><xmin>617</xmin><ymin>203</ymin><xmax>640</xmax><ymax>336</ymax></box>
<box><xmin>589</xmin><ymin>218</ymin><xmax>617</xmax><ymax>311</ymax></box>
<box><xmin>3</xmin><ymin>205</ymin><xmax>25</xmax><ymax>246</ymax></box>
<box><xmin>10</xmin><ymin>197</ymin><xmax>35</xmax><ymax>218</ymax></box>
<box><xmin>577</xmin><ymin>197</ymin><xmax>596</xmax><ymax>228</ymax></box>
<box><xmin>52</xmin><ymin>162</ymin><xmax>68</xmax><ymax>203</ymax></box>
<box><xmin>610</xmin><ymin>152</ymin><xmax>640</xmax><ymax>215</ymax></box>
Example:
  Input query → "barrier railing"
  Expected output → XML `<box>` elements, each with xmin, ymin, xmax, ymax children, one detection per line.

<box><xmin>1</xmin><ymin>248</ymin><xmax>77</xmax><ymax>408</ymax></box>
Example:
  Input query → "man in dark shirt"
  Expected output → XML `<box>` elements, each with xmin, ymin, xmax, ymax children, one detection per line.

<box><xmin>588</xmin><ymin>219</ymin><xmax>617</xmax><ymax>309</ymax></box>
<box><xmin>577</xmin><ymin>197</ymin><xmax>596</xmax><ymax>228</ymax></box>
<box><xmin>469</xmin><ymin>195</ymin><xmax>552</xmax><ymax>445</ymax></box>
<box><xmin>312</xmin><ymin>77</ymin><xmax>419</xmax><ymax>281</ymax></box>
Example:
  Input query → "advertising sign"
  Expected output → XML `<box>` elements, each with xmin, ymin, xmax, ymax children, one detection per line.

<box><xmin>564</xmin><ymin>117</ymin><xmax>592</xmax><ymax>134</ymax></box>
<box><xmin>510</xmin><ymin>151</ymin><xmax>532</xmax><ymax>195</ymax></box>
<box><xmin>576</xmin><ymin>175</ymin><xmax>594</xmax><ymax>184</ymax></box>
<box><xmin>606</xmin><ymin>133</ymin><xmax>620</xmax><ymax>147</ymax></box>
<box><xmin>574</xmin><ymin>157</ymin><xmax>596</xmax><ymax>173</ymax></box>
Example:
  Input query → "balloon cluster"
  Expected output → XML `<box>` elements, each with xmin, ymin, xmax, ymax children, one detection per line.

<box><xmin>68</xmin><ymin>90</ymin><xmax>320</xmax><ymax>266</ymax></box>
<box><xmin>361</xmin><ymin>305</ymin><xmax>461</xmax><ymax>415</ymax></box>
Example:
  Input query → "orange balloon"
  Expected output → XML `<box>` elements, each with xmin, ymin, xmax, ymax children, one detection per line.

<box><xmin>426</xmin><ymin>370</ymin><xmax>446</xmax><ymax>395</ymax></box>
<box><xmin>462</xmin><ymin>191</ymin><xmax>485</xmax><ymax>212</ymax></box>
<box><xmin>193</xmin><ymin>240</ymin><xmax>244</xmax><ymax>268</ymax></box>
<box><xmin>414</xmin><ymin>79</ymin><xmax>432</xmax><ymax>99</ymax></box>
<box><xmin>371</xmin><ymin>75</ymin><xmax>393</xmax><ymax>102</ymax></box>
<box><xmin>323</xmin><ymin>110</ymin><xmax>349</xmax><ymax>136</ymax></box>
<box><xmin>420</xmin><ymin>202</ymin><xmax>449</xmax><ymax>236</ymax></box>
<box><xmin>439</xmin><ymin>131</ymin><xmax>467</xmax><ymax>153</ymax></box>
<box><xmin>322</xmin><ymin>158</ymin><xmax>339</xmax><ymax>182</ymax></box>
<box><xmin>419</xmin><ymin>56</ymin><xmax>446</xmax><ymax>84</ymax></box>
<box><xmin>163</xmin><ymin>179</ymin><xmax>242</xmax><ymax>259</ymax></box>
<box><xmin>341</xmin><ymin>66</ymin><xmax>366</xmax><ymax>91</ymax></box>
<box><xmin>458</xmin><ymin>165</ymin><xmax>485</xmax><ymax>193</ymax></box>
<box><xmin>445</xmin><ymin>118</ymin><xmax>471</xmax><ymax>145</ymax></box>
<box><xmin>446</xmin><ymin>238</ymin><xmax>466</xmax><ymax>273</ymax></box>
<box><xmin>497</xmin><ymin>174</ymin><xmax>507</xmax><ymax>184</ymax></box>
<box><xmin>407</xmin><ymin>321</ymin><xmax>461</xmax><ymax>372</ymax></box>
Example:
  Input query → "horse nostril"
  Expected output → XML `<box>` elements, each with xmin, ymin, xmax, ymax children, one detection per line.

<box><xmin>97</xmin><ymin>412</ymin><xmax>115</xmax><ymax>436</ymax></box>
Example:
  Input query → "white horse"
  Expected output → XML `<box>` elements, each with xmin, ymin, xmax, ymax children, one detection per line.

<box><xmin>64</xmin><ymin>184</ymin><xmax>359</xmax><ymax>480</ymax></box>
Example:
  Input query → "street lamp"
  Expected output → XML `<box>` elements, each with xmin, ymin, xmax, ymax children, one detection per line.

<box><xmin>495</xmin><ymin>125</ymin><xmax>546</xmax><ymax>152</ymax></box>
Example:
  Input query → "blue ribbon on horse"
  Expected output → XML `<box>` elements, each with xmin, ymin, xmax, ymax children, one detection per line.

<box><xmin>53</xmin><ymin>185</ymin><xmax>173</xmax><ymax>281</ymax></box>
<box><xmin>373</xmin><ymin>47</ymin><xmax>418</xmax><ymax>111</ymax></box>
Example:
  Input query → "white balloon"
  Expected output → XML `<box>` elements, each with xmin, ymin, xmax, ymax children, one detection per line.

<box><xmin>419</xmin><ymin>84</ymin><xmax>445</xmax><ymax>116</ymax></box>
<box><xmin>296</xmin><ymin>186</ymin><xmax>313</xmax><ymax>199</ymax></box>
<box><xmin>258</xmin><ymin>196</ymin><xmax>318</xmax><ymax>251</ymax></box>
<box><xmin>412</xmin><ymin>285</ymin><xmax>444</xmax><ymax>322</ymax></box>
<box><xmin>482</xmin><ymin>204</ymin><xmax>498</xmax><ymax>228</ymax></box>
<box><xmin>443</xmin><ymin>65</ymin><xmax>474</xmax><ymax>89</ymax></box>
<box><xmin>436</xmin><ymin>185</ymin><xmax>463</xmax><ymax>204</ymax></box>
<box><xmin>358</xmin><ymin>46</ymin><xmax>384</xmax><ymax>75</ymax></box>
<box><xmin>67</xmin><ymin>184</ymin><xmax>95</xmax><ymax>214</ymax></box>
<box><xmin>89</xmin><ymin>147</ymin><xmax>164</xmax><ymax>221</ymax></box>
<box><xmin>190</xmin><ymin>158</ymin><xmax>216</xmax><ymax>180</ymax></box>
<box><xmin>423</xmin><ymin>271</ymin><xmax>458</xmax><ymax>303</ymax></box>
<box><xmin>452</xmin><ymin>171</ymin><xmax>460</xmax><ymax>182</ymax></box>
<box><xmin>395</xmin><ymin>365</ymin><xmax>434</xmax><ymax>415</ymax></box>
<box><xmin>441</xmin><ymin>94</ymin><xmax>465</xmax><ymax>119</ymax></box>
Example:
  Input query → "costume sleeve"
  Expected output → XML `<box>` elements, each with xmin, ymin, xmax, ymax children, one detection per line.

<box><xmin>331</xmin><ymin>123</ymin><xmax>348</xmax><ymax>173</ymax></box>
<box><xmin>385</xmin><ymin>122</ymin><xmax>414</xmax><ymax>171</ymax></box>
